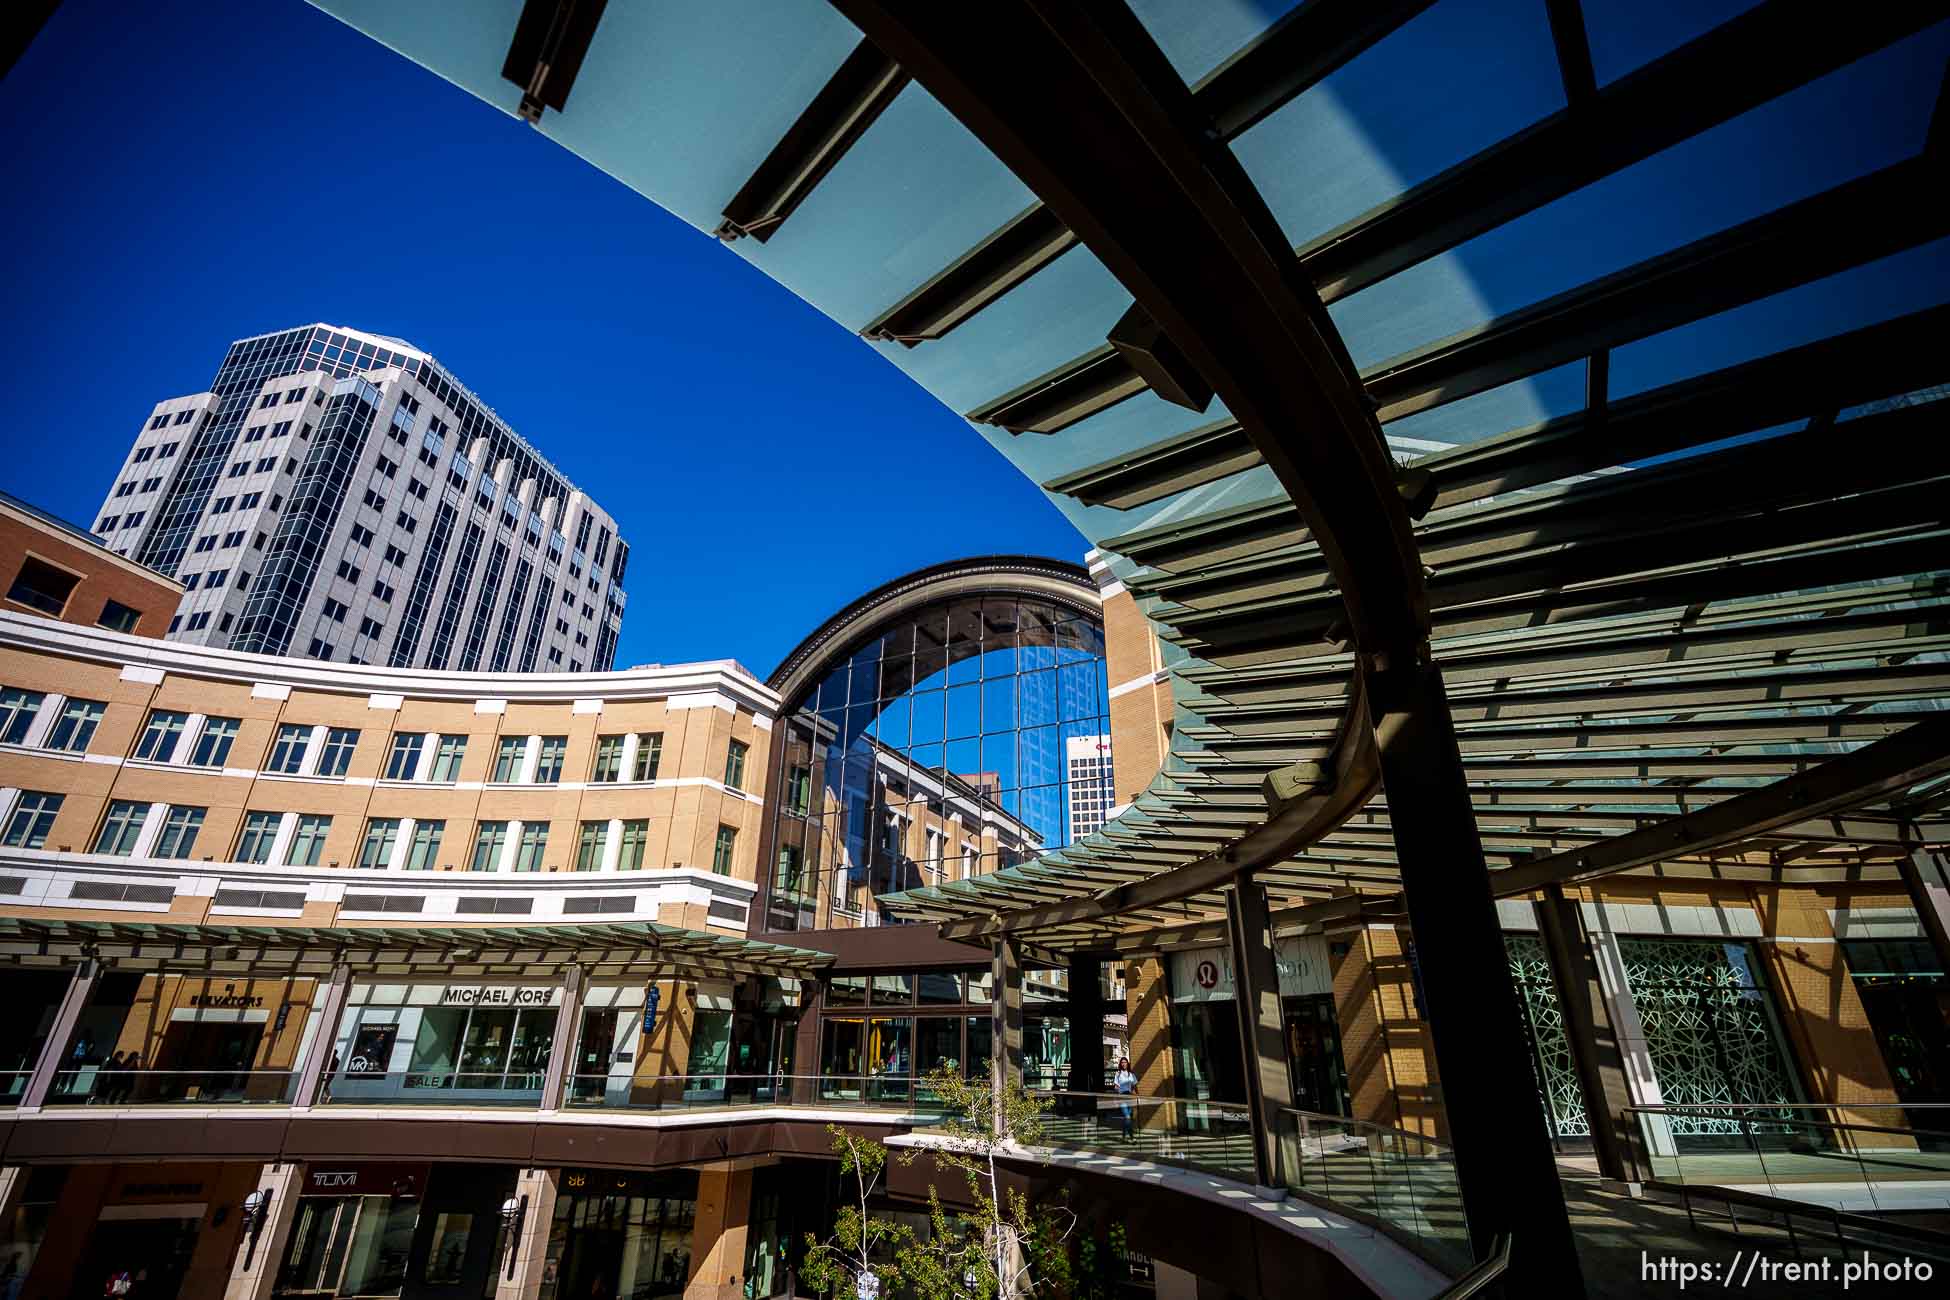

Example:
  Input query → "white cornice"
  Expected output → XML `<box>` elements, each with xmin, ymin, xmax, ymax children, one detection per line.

<box><xmin>0</xmin><ymin>611</ymin><xmax>779</xmax><ymax>716</ymax></box>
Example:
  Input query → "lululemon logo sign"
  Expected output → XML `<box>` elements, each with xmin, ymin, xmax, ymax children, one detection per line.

<box><xmin>1194</xmin><ymin>959</ymin><xmax>1220</xmax><ymax>990</ymax></box>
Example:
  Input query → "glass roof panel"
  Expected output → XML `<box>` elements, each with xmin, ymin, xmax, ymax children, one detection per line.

<box><xmin>533</xmin><ymin>0</ymin><xmax>861</xmax><ymax>233</ymax></box>
<box><xmin>872</xmin><ymin>242</ymin><xmax>1130</xmax><ymax>417</ymax></box>
<box><xmin>1336</xmin><ymin>28</ymin><xmax>1948</xmax><ymax>367</ymax></box>
<box><xmin>1386</xmin><ymin>361</ymin><xmax>1586</xmax><ymax>452</ymax></box>
<box><xmin>733</xmin><ymin>86</ymin><xmax>1037</xmax><ymax>333</ymax></box>
<box><xmin>1234</xmin><ymin>0</ymin><xmax>1564</xmax><ymax>252</ymax></box>
<box><xmin>1582</xmin><ymin>0</ymin><xmax>1764</xmax><ymax>87</ymax></box>
<box><xmin>1129</xmin><ymin>0</ymin><xmax>1303</xmax><ymax>85</ymax></box>
<box><xmin>1610</xmin><ymin>237</ymin><xmax>1950</xmax><ymax>399</ymax></box>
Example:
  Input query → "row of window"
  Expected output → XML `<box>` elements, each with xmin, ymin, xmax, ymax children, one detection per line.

<box><xmin>2</xmin><ymin>689</ymin><xmax>751</xmax><ymax>792</ymax></box>
<box><xmin>0</xmin><ymin>792</ymin><xmax>739</xmax><ymax>876</ymax></box>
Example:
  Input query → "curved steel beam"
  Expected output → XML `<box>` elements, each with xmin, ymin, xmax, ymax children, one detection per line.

<box><xmin>937</xmin><ymin>676</ymin><xmax>1377</xmax><ymax>942</ymax></box>
<box><xmin>765</xmin><ymin>554</ymin><xmax>1098</xmax><ymax>703</ymax></box>
<box><xmin>829</xmin><ymin>0</ymin><xmax>1428</xmax><ymax>659</ymax></box>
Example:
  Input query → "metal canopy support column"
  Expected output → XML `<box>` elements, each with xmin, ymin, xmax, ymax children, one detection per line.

<box><xmin>1899</xmin><ymin>847</ymin><xmax>1950</xmax><ymax>980</ymax></box>
<box><xmin>1533</xmin><ymin>885</ymin><xmax>1637</xmax><ymax>1187</ymax></box>
<box><xmin>20</xmin><ymin>958</ymin><xmax>97</xmax><ymax>1110</ymax></box>
<box><xmin>292</xmin><ymin>964</ymin><xmax>352</xmax><ymax>1109</ymax></box>
<box><xmin>540</xmin><ymin>964</ymin><xmax>585</xmax><ymax>1111</ymax></box>
<box><xmin>992</xmin><ymin>937</ymin><xmax>1023</xmax><ymax>1134</ymax></box>
<box><xmin>1226</xmin><ymin>874</ymin><xmax>1294</xmax><ymax>1190</ymax></box>
<box><xmin>794</xmin><ymin>977</ymin><xmax>825</xmax><ymax>1104</ymax></box>
<box><xmin>1065</xmin><ymin>952</ymin><xmax>1105</xmax><ymax>1094</ymax></box>
<box><xmin>1367</xmin><ymin>659</ymin><xmax>1585</xmax><ymax>1295</ymax></box>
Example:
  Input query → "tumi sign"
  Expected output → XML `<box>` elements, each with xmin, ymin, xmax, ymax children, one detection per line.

<box><xmin>303</xmin><ymin>1163</ymin><xmax>427</xmax><ymax>1198</ymax></box>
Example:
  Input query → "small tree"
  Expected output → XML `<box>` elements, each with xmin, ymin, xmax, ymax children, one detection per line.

<box><xmin>801</xmin><ymin>1124</ymin><xmax>913</xmax><ymax>1300</ymax></box>
<box><xmin>909</xmin><ymin>1062</ymin><xmax>1075</xmax><ymax>1300</ymax></box>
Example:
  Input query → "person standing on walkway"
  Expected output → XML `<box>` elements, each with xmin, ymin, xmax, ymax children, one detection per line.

<box><xmin>1114</xmin><ymin>1057</ymin><xmax>1137</xmax><ymax>1139</ymax></box>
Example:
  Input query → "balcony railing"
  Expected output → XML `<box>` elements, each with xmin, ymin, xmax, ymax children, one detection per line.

<box><xmin>41</xmin><ymin>1068</ymin><xmax>300</xmax><ymax>1106</ymax></box>
<box><xmin>564</xmin><ymin>1073</ymin><xmax>948</xmax><ymax>1113</ymax></box>
<box><xmin>1623</xmin><ymin>1102</ymin><xmax>1950</xmax><ymax>1211</ymax></box>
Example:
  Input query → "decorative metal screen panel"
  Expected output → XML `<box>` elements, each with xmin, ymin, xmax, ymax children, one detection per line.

<box><xmin>1618</xmin><ymin>937</ymin><xmax>1803</xmax><ymax>1136</ymax></box>
<box><xmin>1505</xmin><ymin>934</ymin><xmax>1589</xmax><ymax>1138</ymax></box>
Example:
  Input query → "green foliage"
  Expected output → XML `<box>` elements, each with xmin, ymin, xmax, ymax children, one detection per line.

<box><xmin>802</xmin><ymin>1065</ymin><xmax>1080</xmax><ymax>1299</ymax></box>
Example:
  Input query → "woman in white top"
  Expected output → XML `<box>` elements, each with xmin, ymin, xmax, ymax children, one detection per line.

<box><xmin>1113</xmin><ymin>1056</ymin><xmax>1137</xmax><ymax>1138</ymax></box>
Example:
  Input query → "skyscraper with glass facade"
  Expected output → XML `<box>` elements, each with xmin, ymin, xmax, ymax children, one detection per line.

<box><xmin>90</xmin><ymin>324</ymin><xmax>628</xmax><ymax>671</ymax></box>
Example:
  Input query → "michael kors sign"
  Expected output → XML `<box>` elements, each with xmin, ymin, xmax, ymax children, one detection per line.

<box><xmin>438</xmin><ymin>985</ymin><xmax>557</xmax><ymax>1007</ymax></box>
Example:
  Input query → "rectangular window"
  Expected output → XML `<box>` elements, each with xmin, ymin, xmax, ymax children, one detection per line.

<box><xmin>316</xmin><ymin>727</ymin><xmax>359</xmax><ymax>776</ymax></box>
<box><xmin>788</xmin><ymin>764</ymin><xmax>812</xmax><ymax>816</ymax></box>
<box><xmin>429</xmin><ymin>734</ymin><xmax>467</xmax><ymax>782</ymax></box>
<box><xmin>97</xmin><ymin>600</ymin><xmax>142</xmax><ymax>634</ymax></box>
<box><xmin>235</xmin><ymin>811</ymin><xmax>280</xmax><ymax>864</ymax></box>
<box><xmin>712</xmin><ymin>824</ymin><xmax>737</xmax><ymax>876</ymax></box>
<box><xmin>359</xmin><ymin>818</ymin><xmax>401</xmax><ymax>869</ymax></box>
<box><xmin>0</xmin><ymin>687</ymin><xmax>42</xmax><ymax>745</ymax></box>
<box><xmin>188</xmin><ymin>717</ymin><xmax>240</xmax><ymax>768</ymax></box>
<box><xmin>44</xmin><ymin>698</ymin><xmax>105</xmax><ymax>753</ymax></box>
<box><xmin>153</xmin><ymin>805</ymin><xmax>205</xmax><ymax>858</ymax></box>
<box><xmin>514</xmin><ymin>822</ymin><xmax>549</xmax><ymax>872</ymax></box>
<box><xmin>590</xmin><ymin>735</ymin><xmax>625</xmax><ymax>783</ymax></box>
<box><xmin>267</xmin><ymin>723</ymin><xmax>309</xmax><ymax>773</ymax></box>
<box><xmin>491</xmin><ymin>737</ymin><xmax>524</xmax><ymax>783</ymax></box>
<box><xmin>385</xmin><ymin>732</ymin><xmax>425</xmax><ymax>780</ymax></box>
<box><xmin>469</xmin><ymin>821</ymin><xmax>508</xmax><ymax>872</ymax></box>
<box><xmin>1</xmin><ymin>792</ymin><xmax>62</xmax><ymax>849</ymax></box>
<box><xmin>286</xmin><ymin>814</ymin><xmax>330</xmax><ymax>866</ymax></box>
<box><xmin>6</xmin><ymin>557</ymin><xmax>80</xmax><ymax>615</ymax></box>
<box><xmin>632</xmin><ymin>733</ymin><xmax>663</xmax><ymax>782</ymax></box>
<box><xmin>94</xmin><ymin>800</ymin><xmax>148</xmax><ymax>855</ymax></box>
<box><xmin>575</xmin><ymin>820</ymin><xmax>606</xmax><ymax>871</ymax></box>
<box><xmin>404</xmin><ymin>819</ymin><xmax>444</xmax><ymax>871</ymax></box>
<box><xmin>534</xmin><ymin>736</ymin><xmax>567</xmax><ymax>783</ymax></box>
<box><xmin>724</xmin><ymin>740</ymin><xmax>748</xmax><ymax>791</ymax></box>
<box><xmin>134</xmin><ymin>708</ymin><xmax>188</xmax><ymax>762</ymax></box>
<box><xmin>617</xmin><ymin>818</ymin><xmax>648</xmax><ymax>871</ymax></box>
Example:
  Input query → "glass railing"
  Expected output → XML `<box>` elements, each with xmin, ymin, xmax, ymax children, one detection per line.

<box><xmin>42</xmin><ymin>1068</ymin><xmax>299</xmax><ymax>1105</ymax></box>
<box><xmin>1028</xmin><ymin>1089</ymin><xmax>1257</xmax><ymax>1182</ymax></box>
<box><xmin>1625</xmin><ymin>1103</ymin><xmax>1950</xmax><ymax>1214</ymax></box>
<box><xmin>1273</xmin><ymin>1107</ymin><xmax>1471</xmax><ymax>1277</ymax></box>
<box><xmin>0</xmin><ymin>1070</ymin><xmax>31</xmax><ymax>1106</ymax></box>
<box><xmin>321</xmin><ymin>1069</ymin><xmax>548</xmax><ymax>1106</ymax></box>
<box><xmin>564</xmin><ymin>1074</ymin><xmax>949</xmax><ymax>1113</ymax></box>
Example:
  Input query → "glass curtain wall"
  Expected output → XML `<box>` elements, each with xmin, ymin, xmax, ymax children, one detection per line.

<box><xmin>766</xmin><ymin>596</ymin><xmax>1109</xmax><ymax>930</ymax></box>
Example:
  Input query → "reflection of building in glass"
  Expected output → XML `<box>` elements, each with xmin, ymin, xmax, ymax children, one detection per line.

<box><xmin>1065</xmin><ymin>733</ymin><xmax>1114</xmax><ymax>841</ymax></box>
<box><xmin>762</xmin><ymin>565</ymin><xmax>1109</xmax><ymax>931</ymax></box>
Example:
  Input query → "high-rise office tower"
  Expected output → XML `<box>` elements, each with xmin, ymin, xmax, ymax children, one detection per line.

<box><xmin>91</xmin><ymin>324</ymin><xmax>628</xmax><ymax>671</ymax></box>
<box><xmin>1066</xmin><ymin>733</ymin><xmax>1115</xmax><ymax>842</ymax></box>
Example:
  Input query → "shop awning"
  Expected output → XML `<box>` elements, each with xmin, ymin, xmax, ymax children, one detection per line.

<box><xmin>0</xmin><ymin>919</ymin><xmax>835</xmax><ymax>981</ymax></box>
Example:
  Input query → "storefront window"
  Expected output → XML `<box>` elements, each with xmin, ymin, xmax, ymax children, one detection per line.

<box><xmin>822</xmin><ymin>1018</ymin><xmax>864</xmax><ymax>1094</ymax></box>
<box><xmin>826</xmin><ymin>975</ymin><xmax>866</xmax><ymax>1006</ymax></box>
<box><xmin>688</xmin><ymin>1012</ymin><xmax>732</xmax><ymax>1091</ymax></box>
<box><xmin>918</xmin><ymin>971</ymin><xmax>964</xmax><ymax>1004</ymax></box>
<box><xmin>965</xmin><ymin>1016</ymin><xmax>992</xmax><ymax>1081</ymax></box>
<box><xmin>537</xmin><ymin>1173</ymin><xmax>697</xmax><ymax>1300</ymax></box>
<box><xmin>276</xmin><ymin>1194</ymin><xmax>419</xmax><ymax>1298</ymax></box>
<box><xmin>871</xmin><ymin>973</ymin><xmax>914</xmax><ymax>1005</ymax></box>
<box><xmin>424</xmin><ymin>1214</ymin><xmax>474</xmax><ymax>1284</ymax></box>
<box><xmin>917</xmin><ymin>1017</ymin><xmax>961</xmax><ymax>1081</ymax></box>
<box><xmin>333</xmin><ymin>985</ymin><xmax>562</xmax><ymax>1101</ymax></box>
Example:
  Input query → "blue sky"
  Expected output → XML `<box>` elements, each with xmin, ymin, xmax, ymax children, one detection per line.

<box><xmin>0</xmin><ymin>0</ymin><xmax>1087</xmax><ymax>676</ymax></box>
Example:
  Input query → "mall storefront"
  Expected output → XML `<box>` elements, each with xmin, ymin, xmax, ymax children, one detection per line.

<box><xmin>816</xmin><ymin>967</ymin><xmax>1073</xmax><ymax>1098</ymax></box>
<box><xmin>1164</xmin><ymin>936</ymin><xmax>1350</xmax><ymax>1115</ymax></box>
